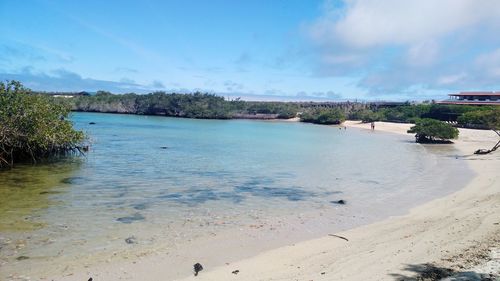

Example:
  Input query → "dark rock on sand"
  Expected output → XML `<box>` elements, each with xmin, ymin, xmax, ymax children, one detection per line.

<box><xmin>232</xmin><ymin>270</ymin><xmax>240</xmax><ymax>274</ymax></box>
<box><xmin>16</xmin><ymin>256</ymin><xmax>30</xmax><ymax>261</ymax></box>
<box><xmin>194</xmin><ymin>263</ymin><xmax>203</xmax><ymax>276</ymax></box>
<box><xmin>331</xmin><ymin>199</ymin><xmax>346</xmax><ymax>205</ymax></box>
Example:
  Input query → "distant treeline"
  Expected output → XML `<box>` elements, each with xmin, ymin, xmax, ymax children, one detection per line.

<box><xmin>48</xmin><ymin>91</ymin><xmax>368</xmax><ymax>125</ymax></box>
<box><xmin>44</xmin><ymin>90</ymin><xmax>499</xmax><ymax>128</ymax></box>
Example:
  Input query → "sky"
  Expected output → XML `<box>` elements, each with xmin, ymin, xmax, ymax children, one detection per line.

<box><xmin>1</xmin><ymin>0</ymin><xmax>500</xmax><ymax>101</ymax></box>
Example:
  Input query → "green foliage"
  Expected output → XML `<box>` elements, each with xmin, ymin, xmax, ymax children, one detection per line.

<box><xmin>69</xmin><ymin>92</ymin><xmax>300</xmax><ymax>119</ymax></box>
<box><xmin>45</xmin><ymin>88</ymin><xmax>500</xmax><ymax>130</ymax></box>
<box><xmin>0</xmin><ymin>81</ymin><xmax>84</xmax><ymax>168</ymax></box>
<box><xmin>457</xmin><ymin>108</ymin><xmax>500</xmax><ymax>130</ymax></box>
<box><xmin>407</xmin><ymin>118</ymin><xmax>459</xmax><ymax>143</ymax></box>
<box><xmin>348</xmin><ymin>109</ymin><xmax>382</xmax><ymax>122</ymax></box>
<box><xmin>349</xmin><ymin>104</ymin><xmax>498</xmax><ymax>128</ymax></box>
<box><xmin>244</xmin><ymin>102</ymin><xmax>299</xmax><ymax>119</ymax></box>
<box><xmin>380</xmin><ymin>105</ymin><xmax>431</xmax><ymax>122</ymax></box>
<box><xmin>421</xmin><ymin>104</ymin><xmax>494</xmax><ymax>121</ymax></box>
<box><xmin>300</xmin><ymin>108</ymin><xmax>345</xmax><ymax>125</ymax></box>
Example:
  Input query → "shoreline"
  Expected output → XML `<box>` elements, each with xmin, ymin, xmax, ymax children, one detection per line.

<box><xmin>8</xmin><ymin>120</ymin><xmax>499</xmax><ymax>280</ymax></box>
<box><xmin>174</xmin><ymin>121</ymin><xmax>499</xmax><ymax>280</ymax></box>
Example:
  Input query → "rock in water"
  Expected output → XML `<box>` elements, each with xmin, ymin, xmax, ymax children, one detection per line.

<box><xmin>116</xmin><ymin>213</ymin><xmax>145</xmax><ymax>224</ymax></box>
<box><xmin>125</xmin><ymin>236</ymin><xmax>137</xmax><ymax>244</ymax></box>
<box><xmin>194</xmin><ymin>263</ymin><xmax>203</xmax><ymax>276</ymax></box>
<box><xmin>331</xmin><ymin>199</ymin><xmax>346</xmax><ymax>205</ymax></box>
<box><xmin>89</xmin><ymin>122</ymin><xmax>96</xmax><ymax>125</ymax></box>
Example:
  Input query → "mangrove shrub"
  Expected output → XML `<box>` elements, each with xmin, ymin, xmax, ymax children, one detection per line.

<box><xmin>0</xmin><ymin>81</ymin><xmax>85</xmax><ymax>168</ymax></box>
<box><xmin>300</xmin><ymin>108</ymin><xmax>345</xmax><ymax>125</ymax></box>
<box><xmin>407</xmin><ymin>118</ymin><xmax>459</xmax><ymax>143</ymax></box>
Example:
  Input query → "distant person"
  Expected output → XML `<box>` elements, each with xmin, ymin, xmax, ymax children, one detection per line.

<box><xmin>371</xmin><ymin>122</ymin><xmax>375</xmax><ymax>130</ymax></box>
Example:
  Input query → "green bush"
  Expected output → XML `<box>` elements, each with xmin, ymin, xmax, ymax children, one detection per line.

<box><xmin>457</xmin><ymin>108</ymin><xmax>500</xmax><ymax>130</ymax></box>
<box><xmin>407</xmin><ymin>118</ymin><xmax>459</xmax><ymax>143</ymax></box>
<box><xmin>300</xmin><ymin>108</ymin><xmax>345</xmax><ymax>125</ymax></box>
<box><xmin>0</xmin><ymin>81</ymin><xmax>85</xmax><ymax>168</ymax></box>
<box><xmin>348</xmin><ymin>109</ymin><xmax>380</xmax><ymax>122</ymax></box>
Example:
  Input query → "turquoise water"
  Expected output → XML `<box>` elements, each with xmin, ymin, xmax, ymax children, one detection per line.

<box><xmin>0</xmin><ymin>112</ymin><xmax>472</xmax><ymax>279</ymax></box>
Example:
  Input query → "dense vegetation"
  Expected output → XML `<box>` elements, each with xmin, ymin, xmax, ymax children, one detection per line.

<box><xmin>407</xmin><ymin>119</ymin><xmax>459</xmax><ymax>143</ymax></box>
<box><xmin>349</xmin><ymin>104</ymin><xmax>495</xmax><ymax>123</ymax></box>
<box><xmin>457</xmin><ymin>108</ymin><xmax>500</xmax><ymax>130</ymax></box>
<box><xmin>0</xmin><ymin>81</ymin><xmax>84</xmax><ymax>168</ymax></box>
<box><xmin>348</xmin><ymin>104</ymin><xmax>499</xmax><ymax>130</ymax></box>
<box><xmin>41</xmin><ymin>87</ymin><xmax>499</xmax><ymax>130</ymax></box>
<box><xmin>65</xmin><ymin>91</ymin><xmax>301</xmax><ymax>120</ymax></box>
<box><xmin>299</xmin><ymin>108</ymin><xmax>345</xmax><ymax>125</ymax></box>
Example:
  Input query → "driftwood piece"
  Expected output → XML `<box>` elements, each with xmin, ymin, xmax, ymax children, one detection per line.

<box><xmin>473</xmin><ymin>129</ymin><xmax>500</xmax><ymax>155</ymax></box>
<box><xmin>328</xmin><ymin>234</ymin><xmax>349</xmax><ymax>241</ymax></box>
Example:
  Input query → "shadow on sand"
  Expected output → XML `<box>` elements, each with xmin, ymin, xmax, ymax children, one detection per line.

<box><xmin>389</xmin><ymin>263</ymin><xmax>497</xmax><ymax>281</ymax></box>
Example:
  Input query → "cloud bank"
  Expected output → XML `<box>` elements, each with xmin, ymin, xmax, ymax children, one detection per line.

<box><xmin>305</xmin><ymin>0</ymin><xmax>500</xmax><ymax>94</ymax></box>
<box><xmin>0</xmin><ymin>68</ymin><xmax>151</xmax><ymax>93</ymax></box>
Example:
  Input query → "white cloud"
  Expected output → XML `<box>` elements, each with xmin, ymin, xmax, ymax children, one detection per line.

<box><xmin>437</xmin><ymin>72</ymin><xmax>467</xmax><ymax>85</ymax></box>
<box><xmin>475</xmin><ymin>48</ymin><xmax>500</xmax><ymax>78</ymax></box>
<box><xmin>304</xmin><ymin>0</ymin><xmax>500</xmax><ymax>94</ymax></box>
<box><xmin>406</xmin><ymin>40</ymin><xmax>440</xmax><ymax>67</ymax></box>
<box><xmin>313</xmin><ymin>0</ymin><xmax>500</xmax><ymax>48</ymax></box>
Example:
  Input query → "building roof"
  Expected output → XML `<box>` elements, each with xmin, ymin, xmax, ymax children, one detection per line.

<box><xmin>437</xmin><ymin>101</ymin><xmax>500</xmax><ymax>105</ymax></box>
<box><xmin>449</xmin><ymin>91</ymin><xmax>500</xmax><ymax>96</ymax></box>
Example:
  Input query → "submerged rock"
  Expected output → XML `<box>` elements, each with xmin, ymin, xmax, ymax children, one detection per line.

<box><xmin>132</xmin><ymin>203</ymin><xmax>149</xmax><ymax>210</ymax></box>
<box><xmin>125</xmin><ymin>236</ymin><xmax>137</xmax><ymax>244</ymax></box>
<box><xmin>116</xmin><ymin>213</ymin><xmax>145</xmax><ymax>224</ymax></box>
<box><xmin>16</xmin><ymin>256</ymin><xmax>29</xmax><ymax>261</ymax></box>
<box><xmin>60</xmin><ymin>176</ymin><xmax>86</xmax><ymax>185</ymax></box>
<box><xmin>89</xmin><ymin>122</ymin><xmax>96</xmax><ymax>125</ymax></box>
<box><xmin>39</xmin><ymin>190</ymin><xmax>62</xmax><ymax>195</ymax></box>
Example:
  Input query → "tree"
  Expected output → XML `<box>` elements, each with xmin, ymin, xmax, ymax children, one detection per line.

<box><xmin>460</xmin><ymin>108</ymin><xmax>500</xmax><ymax>154</ymax></box>
<box><xmin>0</xmin><ymin>81</ymin><xmax>85</xmax><ymax>168</ymax></box>
<box><xmin>407</xmin><ymin>118</ymin><xmax>459</xmax><ymax>143</ymax></box>
<box><xmin>485</xmin><ymin>108</ymin><xmax>500</xmax><ymax>153</ymax></box>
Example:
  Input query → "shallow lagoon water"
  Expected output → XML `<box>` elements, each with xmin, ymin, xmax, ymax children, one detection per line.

<box><xmin>0</xmin><ymin>112</ymin><xmax>473</xmax><ymax>279</ymax></box>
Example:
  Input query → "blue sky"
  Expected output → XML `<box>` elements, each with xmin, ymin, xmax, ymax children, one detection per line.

<box><xmin>1</xmin><ymin>0</ymin><xmax>500</xmax><ymax>101</ymax></box>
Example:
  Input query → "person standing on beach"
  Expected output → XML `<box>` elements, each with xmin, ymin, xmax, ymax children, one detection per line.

<box><xmin>371</xmin><ymin>122</ymin><xmax>375</xmax><ymax>130</ymax></box>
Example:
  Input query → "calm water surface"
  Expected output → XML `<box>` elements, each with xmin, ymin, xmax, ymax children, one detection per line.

<box><xmin>0</xmin><ymin>112</ymin><xmax>472</xmax><ymax>279</ymax></box>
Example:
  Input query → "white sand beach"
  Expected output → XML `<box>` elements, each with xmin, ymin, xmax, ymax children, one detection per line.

<box><xmin>174</xmin><ymin>122</ymin><xmax>500</xmax><ymax>281</ymax></box>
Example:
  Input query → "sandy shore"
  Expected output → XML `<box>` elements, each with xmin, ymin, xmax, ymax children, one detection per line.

<box><xmin>175</xmin><ymin>121</ymin><xmax>499</xmax><ymax>280</ymax></box>
<box><xmin>40</xmin><ymin>121</ymin><xmax>499</xmax><ymax>281</ymax></box>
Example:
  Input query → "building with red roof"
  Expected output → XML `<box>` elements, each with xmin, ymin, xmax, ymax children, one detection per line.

<box><xmin>438</xmin><ymin>92</ymin><xmax>500</xmax><ymax>106</ymax></box>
